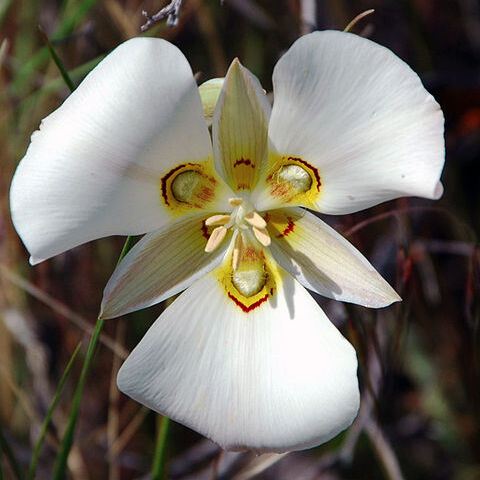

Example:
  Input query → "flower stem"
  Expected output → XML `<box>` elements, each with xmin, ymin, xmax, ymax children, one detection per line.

<box><xmin>151</xmin><ymin>416</ymin><xmax>170</xmax><ymax>480</ymax></box>
<box><xmin>52</xmin><ymin>236</ymin><xmax>134</xmax><ymax>480</ymax></box>
<box><xmin>28</xmin><ymin>342</ymin><xmax>82</xmax><ymax>480</ymax></box>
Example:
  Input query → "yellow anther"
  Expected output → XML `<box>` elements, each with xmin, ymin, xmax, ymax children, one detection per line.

<box><xmin>252</xmin><ymin>226</ymin><xmax>271</xmax><ymax>247</ymax></box>
<box><xmin>232</xmin><ymin>233</ymin><xmax>243</xmax><ymax>271</ymax></box>
<box><xmin>205</xmin><ymin>226</ymin><xmax>227</xmax><ymax>253</ymax></box>
<box><xmin>205</xmin><ymin>214</ymin><xmax>231</xmax><ymax>226</ymax></box>
<box><xmin>244</xmin><ymin>211</ymin><xmax>267</xmax><ymax>229</ymax></box>
<box><xmin>228</xmin><ymin>197</ymin><xmax>244</xmax><ymax>207</ymax></box>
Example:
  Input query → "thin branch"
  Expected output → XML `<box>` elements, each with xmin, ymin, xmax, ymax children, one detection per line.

<box><xmin>141</xmin><ymin>0</ymin><xmax>184</xmax><ymax>31</ymax></box>
<box><xmin>0</xmin><ymin>264</ymin><xmax>128</xmax><ymax>359</ymax></box>
<box><xmin>340</xmin><ymin>205</ymin><xmax>451</xmax><ymax>238</ymax></box>
<box><xmin>365</xmin><ymin>422</ymin><xmax>405</xmax><ymax>480</ymax></box>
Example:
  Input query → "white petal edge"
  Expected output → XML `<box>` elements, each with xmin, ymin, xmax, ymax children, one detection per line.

<box><xmin>262</xmin><ymin>30</ymin><xmax>445</xmax><ymax>214</ymax></box>
<box><xmin>10</xmin><ymin>38</ymin><xmax>219</xmax><ymax>264</ymax></box>
<box><xmin>100</xmin><ymin>213</ymin><xmax>229</xmax><ymax>319</ymax></box>
<box><xmin>117</xmin><ymin>267</ymin><xmax>359</xmax><ymax>453</ymax></box>
<box><xmin>268</xmin><ymin>208</ymin><xmax>401</xmax><ymax>308</ymax></box>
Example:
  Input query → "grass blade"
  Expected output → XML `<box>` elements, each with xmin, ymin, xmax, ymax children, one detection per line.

<box><xmin>0</xmin><ymin>428</ymin><xmax>24</xmax><ymax>480</ymax></box>
<box><xmin>12</xmin><ymin>0</ymin><xmax>99</xmax><ymax>93</ymax></box>
<box><xmin>28</xmin><ymin>342</ymin><xmax>82</xmax><ymax>480</ymax></box>
<box><xmin>151</xmin><ymin>416</ymin><xmax>170</xmax><ymax>480</ymax></box>
<box><xmin>38</xmin><ymin>26</ymin><xmax>75</xmax><ymax>92</ymax></box>
<box><xmin>52</xmin><ymin>237</ymin><xmax>134</xmax><ymax>480</ymax></box>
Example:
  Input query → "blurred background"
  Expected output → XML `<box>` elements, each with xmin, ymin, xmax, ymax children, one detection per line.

<box><xmin>0</xmin><ymin>0</ymin><xmax>479</xmax><ymax>479</ymax></box>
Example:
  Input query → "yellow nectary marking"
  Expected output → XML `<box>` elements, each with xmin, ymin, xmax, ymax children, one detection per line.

<box><xmin>217</xmin><ymin>240</ymin><xmax>277</xmax><ymax>312</ymax></box>
<box><xmin>160</xmin><ymin>162</ymin><xmax>218</xmax><ymax>211</ymax></box>
<box><xmin>265</xmin><ymin>154</ymin><xmax>322</xmax><ymax>206</ymax></box>
<box><xmin>232</xmin><ymin>269</ymin><xmax>265</xmax><ymax>297</ymax></box>
<box><xmin>171</xmin><ymin>171</ymin><xmax>201</xmax><ymax>202</ymax></box>
<box><xmin>264</xmin><ymin>209</ymin><xmax>303</xmax><ymax>240</ymax></box>
<box><xmin>278</xmin><ymin>164</ymin><xmax>312</xmax><ymax>192</ymax></box>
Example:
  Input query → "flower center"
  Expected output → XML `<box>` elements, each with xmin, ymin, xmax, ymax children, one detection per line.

<box><xmin>204</xmin><ymin>197</ymin><xmax>271</xmax><ymax>270</ymax></box>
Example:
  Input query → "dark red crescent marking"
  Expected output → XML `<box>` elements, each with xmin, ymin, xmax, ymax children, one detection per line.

<box><xmin>200</xmin><ymin>220</ymin><xmax>209</xmax><ymax>240</ymax></box>
<box><xmin>233</xmin><ymin>158</ymin><xmax>255</xmax><ymax>168</ymax></box>
<box><xmin>277</xmin><ymin>218</ymin><xmax>295</xmax><ymax>238</ymax></box>
<box><xmin>160</xmin><ymin>163</ymin><xmax>188</xmax><ymax>206</ymax></box>
<box><xmin>288</xmin><ymin>156</ymin><xmax>322</xmax><ymax>191</ymax></box>
<box><xmin>228</xmin><ymin>292</ymin><xmax>269</xmax><ymax>312</ymax></box>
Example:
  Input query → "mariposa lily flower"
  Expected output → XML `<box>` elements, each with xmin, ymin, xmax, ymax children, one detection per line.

<box><xmin>10</xmin><ymin>30</ymin><xmax>444</xmax><ymax>453</ymax></box>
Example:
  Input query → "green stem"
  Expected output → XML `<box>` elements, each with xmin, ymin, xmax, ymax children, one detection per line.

<box><xmin>0</xmin><ymin>428</ymin><xmax>24</xmax><ymax>480</ymax></box>
<box><xmin>28</xmin><ymin>343</ymin><xmax>82</xmax><ymax>480</ymax></box>
<box><xmin>151</xmin><ymin>416</ymin><xmax>170</xmax><ymax>480</ymax></box>
<box><xmin>52</xmin><ymin>318</ymin><xmax>104</xmax><ymax>480</ymax></box>
<box><xmin>52</xmin><ymin>236</ymin><xmax>134</xmax><ymax>480</ymax></box>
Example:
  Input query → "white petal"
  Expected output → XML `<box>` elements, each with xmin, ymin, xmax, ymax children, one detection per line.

<box><xmin>261</xmin><ymin>30</ymin><xmax>444</xmax><ymax>213</ymax></box>
<box><xmin>10</xmin><ymin>38</ymin><xmax>227</xmax><ymax>264</ymax></box>
<box><xmin>213</xmin><ymin>59</ymin><xmax>271</xmax><ymax>192</ymax></box>
<box><xmin>267</xmin><ymin>208</ymin><xmax>401</xmax><ymax>308</ymax></box>
<box><xmin>100</xmin><ymin>214</ymin><xmax>229</xmax><ymax>319</ymax></box>
<box><xmin>117</xmin><ymin>265</ymin><xmax>359</xmax><ymax>453</ymax></box>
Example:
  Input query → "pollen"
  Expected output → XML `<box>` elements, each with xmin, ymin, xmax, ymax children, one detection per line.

<box><xmin>228</xmin><ymin>197</ymin><xmax>244</xmax><ymax>207</ymax></box>
<box><xmin>205</xmin><ymin>226</ymin><xmax>227</xmax><ymax>252</ymax></box>
<box><xmin>204</xmin><ymin>197</ymin><xmax>272</xmax><ymax>258</ymax></box>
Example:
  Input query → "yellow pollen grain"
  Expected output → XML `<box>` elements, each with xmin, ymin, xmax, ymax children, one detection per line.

<box><xmin>252</xmin><ymin>226</ymin><xmax>271</xmax><ymax>247</ymax></box>
<box><xmin>244</xmin><ymin>211</ymin><xmax>267</xmax><ymax>229</ymax></box>
<box><xmin>205</xmin><ymin>214</ymin><xmax>231</xmax><ymax>226</ymax></box>
<box><xmin>228</xmin><ymin>197</ymin><xmax>244</xmax><ymax>207</ymax></box>
<box><xmin>205</xmin><ymin>226</ymin><xmax>227</xmax><ymax>252</ymax></box>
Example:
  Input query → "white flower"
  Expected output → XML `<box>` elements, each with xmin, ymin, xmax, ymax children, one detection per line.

<box><xmin>10</xmin><ymin>31</ymin><xmax>444</xmax><ymax>453</ymax></box>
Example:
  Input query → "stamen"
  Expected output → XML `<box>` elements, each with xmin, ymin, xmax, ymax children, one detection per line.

<box><xmin>228</xmin><ymin>197</ymin><xmax>244</xmax><ymax>207</ymax></box>
<box><xmin>244</xmin><ymin>211</ymin><xmax>267</xmax><ymax>229</ymax></box>
<box><xmin>252</xmin><ymin>226</ymin><xmax>271</xmax><ymax>247</ymax></box>
<box><xmin>232</xmin><ymin>233</ymin><xmax>243</xmax><ymax>271</ymax></box>
<box><xmin>205</xmin><ymin>226</ymin><xmax>227</xmax><ymax>252</ymax></box>
<box><xmin>205</xmin><ymin>214</ymin><xmax>231</xmax><ymax>226</ymax></box>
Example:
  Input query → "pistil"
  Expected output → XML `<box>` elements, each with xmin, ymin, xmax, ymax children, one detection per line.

<box><xmin>203</xmin><ymin>197</ymin><xmax>272</xmax><ymax>261</ymax></box>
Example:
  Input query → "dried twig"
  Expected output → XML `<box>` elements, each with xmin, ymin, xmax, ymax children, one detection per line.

<box><xmin>0</xmin><ymin>264</ymin><xmax>128</xmax><ymax>359</ymax></box>
<box><xmin>141</xmin><ymin>0</ymin><xmax>185</xmax><ymax>31</ymax></box>
<box><xmin>344</xmin><ymin>9</ymin><xmax>375</xmax><ymax>33</ymax></box>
